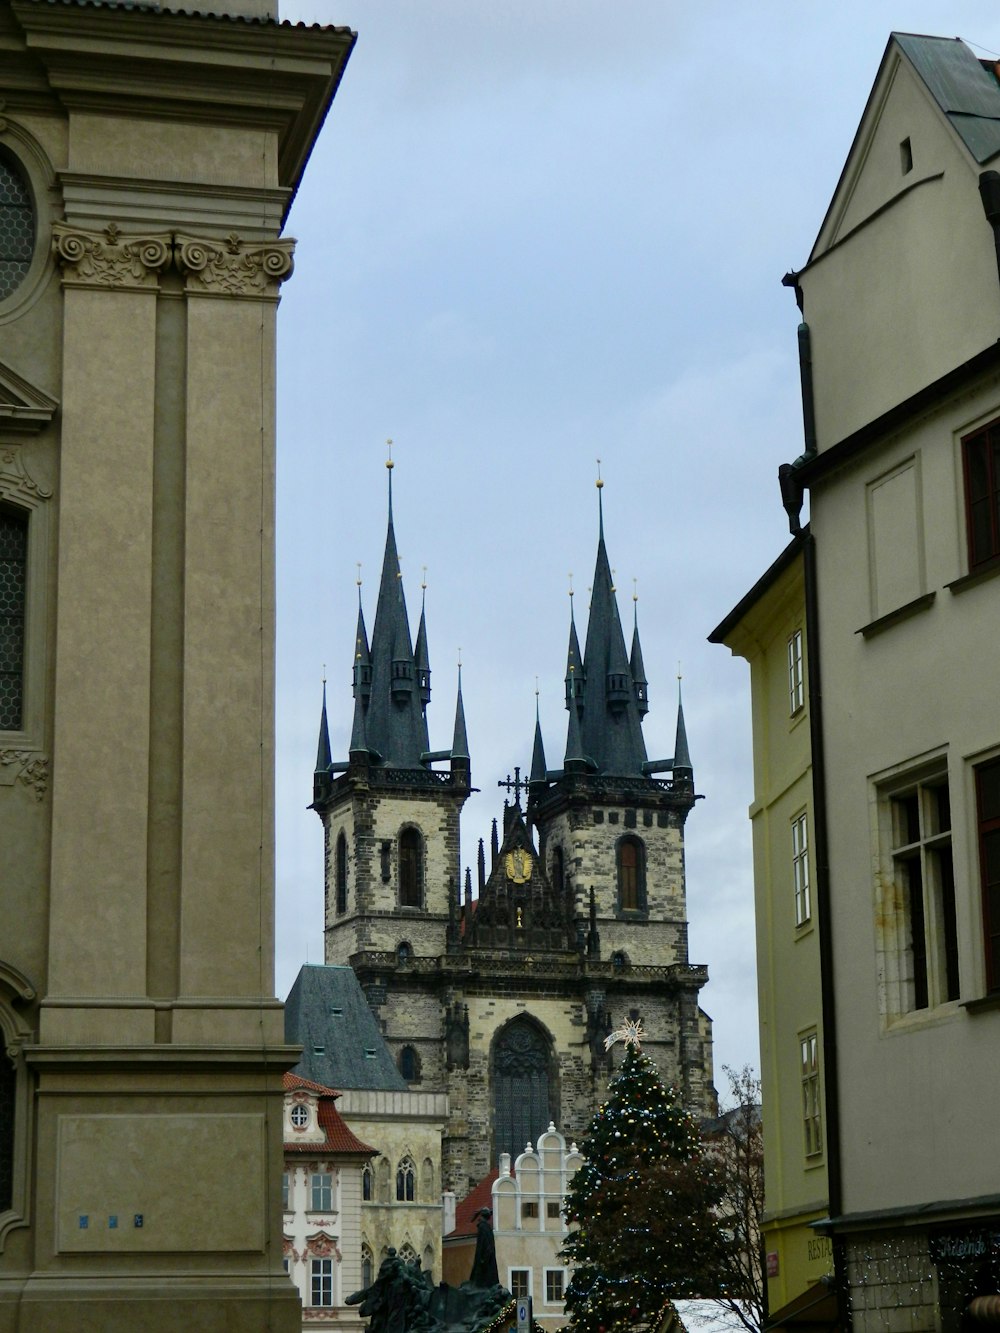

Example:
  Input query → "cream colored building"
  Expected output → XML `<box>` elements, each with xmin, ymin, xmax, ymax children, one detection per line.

<box><xmin>282</xmin><ymin>1074</ymin><xmax>375</xmax><ymax>1331</ymax></box>
<box><xmin>0</xmin><ymin>3</ymin><xmax>353</xmax><ymax>1329</ymax></box>
<box><xmin>773</xmin><ymin>31</ymin><xmax>1000</xmax><ymax>1333</ymax></box>
<box><xmin>711</xmin><ymin>541</ymin><xmax>835</xmax><ymax>1327</ymax></box>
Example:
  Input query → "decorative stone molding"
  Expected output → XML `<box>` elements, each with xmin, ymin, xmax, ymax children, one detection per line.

<box><xmin>52</xmin><ymin>221</ymin><xmax>171</xmax><ymax>291</ymax></box>
<box><xmin>306</xmin><ymin>1230</ymin><xmax>341</xmax><ymax>1261</ymax></box>
<box><xmin>0</xmin><ymin>445</ymin><xmax>52</xmax><ymax>504</ymax></box>
<box><xmin>0</xmin><ymin>750</ymin><xmax>49</xmax><ymax>800</ymax></box>
<box><xmin>175</xmin><ymin>232</ymin><xmax>294</xmax><ymax>298</ymax></box>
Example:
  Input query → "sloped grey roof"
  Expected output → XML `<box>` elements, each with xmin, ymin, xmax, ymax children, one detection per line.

<box><xmin>895</xmin><ymin>32</ymin><xmax>1000</xmax><ymax>164</ymax></box>
<box><xmin>285</xmin><ymin>965</ymin><xmax>407</xmax><ymax>1092</ymax></box>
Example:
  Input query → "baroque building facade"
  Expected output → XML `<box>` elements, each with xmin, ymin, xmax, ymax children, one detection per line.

<box><xmin>312</xmin><ymin>465</ymin><xmax>715</xmax><ymax>1195</ymax></box>
<box><xmin>0</xmin><ymin>2</ymin><xmax>353</xmax><ymax>1329</ymax></box>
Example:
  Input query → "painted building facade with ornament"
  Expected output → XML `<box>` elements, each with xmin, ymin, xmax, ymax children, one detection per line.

<box><xmin>282</xmin><ymin>1073</ymin><xmax>375</xmax><ymax>1329</ymax></box>
<box><xmin>307</xmin><ymin>463</ymin><xmax>716</xmax><ymax>1199</ymax></box>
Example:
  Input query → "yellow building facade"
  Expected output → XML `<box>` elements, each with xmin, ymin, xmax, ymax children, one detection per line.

<box><xmin>711</xmin><ymin>538</ymin><xmax>833</xmax><ymax>1324</ymax></box>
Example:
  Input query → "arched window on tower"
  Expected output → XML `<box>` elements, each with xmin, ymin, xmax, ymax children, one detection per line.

<box><xmin>399</xmin><ymin>828</ymin><xmax>423</xmax><ymax>908</ymax></box>
<box><xmin>335</xmin><ymin>832</ymin><xmax>348</xmax><ymax>915</ymax></box>
<box><xmin>396</xmin><ymin>1155</ymin><xmax>416</xmax><ymax>1202</ymax></box>
<box><xmin>493</xmin><ymin>1018</ymin><xmax>554</xmax><ymax>1162</ymax></box>
<box><xmin>617</xmin><ymin>836</ymin><xmax>645</xmax><ymax>913</ymax></box>
<box><xmin>361</xmin><ymin>1244</ymin><xmax>374</xmax><ymax>1289</ymax></box>
<box><xmin>362</xmin><ymin>1162</ymin><xmax>373</xmax><ymax>1201</ymax></box>
<box><xmin>398</xmin><ymin>1044</ymin><xmax>420</xmax><ymax>1083</ymax></box>
<box><xmin>551</xmin><ymin>846</ymin><xmax>564</xmax><ymax>894</ymax></box>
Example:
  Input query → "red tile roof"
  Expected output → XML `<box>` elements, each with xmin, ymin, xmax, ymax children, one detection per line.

<box><xmin>284</xmin><ymin>1074</ymin><xmax>376</xmax><ymax>1157</ymax></box>
<box><xmin>448</xmin><ymin>1170</ymin><xmax>499</xmax><ymax>1238</ymax></box>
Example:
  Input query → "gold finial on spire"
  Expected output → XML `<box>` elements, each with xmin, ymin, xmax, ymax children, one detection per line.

<box><xmin>568</xmin><ymin>572</ymin><xmax>574</xmax><ymax>599</ymax></box>
<box><xmin>356</xmin><ymin>562</ymin><xmax>362</xmax><ymax>587</ymax></box>
<box><xmin>535</xmin><ymin>675</ymin><xmax>539</xmax><ymax>699</ymax></box>
<box><xmin>633</xmin><ymin>577</ymin><xmax>638</xmax><ymax>604</ymax></box>
<box><xmin>596</xmin><ymin>457</ymin><xmax>604</xmax><ymax>490</ymax></box>
<box><xmin>422</xmin><ymin>564</ymin><xmax>427</xmax><ymax>591</ymax></box>
<box><xmin>386</xmin><ymin>437</ymin><xmax>394</xmax><ymax>470</ymax></box>
<box><xmin>322</xmin><ymin>663</ymin><xmax>327</xmax><ymax>685</ymax></box>
<box><xmin>678</xmin><ymin>660</ymin><xmax>683</xmax><ymax>682</ymax></box>
<box><xmin>458</xmin><ymin>646</ymin><xmax>462</xmax><ymax>668</ymax></box>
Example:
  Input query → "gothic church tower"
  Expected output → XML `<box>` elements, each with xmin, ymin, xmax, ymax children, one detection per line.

<box><xmin>311</xmin><ymin>470</ymin><xmax>713</xmax><ymax>1194</ymax></box>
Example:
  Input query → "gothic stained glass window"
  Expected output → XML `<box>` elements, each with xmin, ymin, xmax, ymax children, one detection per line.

<box><xmin>493</xmin><ymin>1019</ymin><xmax>553</xmax><ymax>1161</ymax></box>
<box><xmin>0</xmin><ymin>1045</ymin><xmax>14</xmax><ymax>1212</ymax></box>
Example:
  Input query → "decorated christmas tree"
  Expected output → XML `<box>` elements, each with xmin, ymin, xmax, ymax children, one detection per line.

<box><xmin>562</xmin><ymin>1020</ymin><xmax>728</xmax><ymax>1333</ymax></box>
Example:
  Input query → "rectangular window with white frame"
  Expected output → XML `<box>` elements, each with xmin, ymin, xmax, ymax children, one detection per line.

<box><xmin>544</xmin><ymin>1269</ymin><xmax>566</xmax><ymax>1304</ymax></box>
<box><xmin>311</xmin><ymin>1172</ymin><xmax>333</xmax><ymax>1211</ymax></box>
<box><xmin>799</xmin><ymin>1030</ymin><xmax>822</xmax><ymax>1159</ymax></box>
<box><xmin>792</xmin><ymin>810</ymin><xmax>810</xmax><ymax>927</ymax></box>
<box><xmin>787</xmin><ymin>628</ymin><xmax>804</xmax><ymax>715</ymax></box>
<box><xmin>509</xmin><ymin>1270</ymin><xmax>531</xmax><ymax>1300</ymax></box>
<box><xmin>311</xmin><ymin>1258</ymin><xmax>334</xmax><ymax>1306</ymax></box>
<box><xmin>874</xmin><ymin>763</ymin><xmax>959</xmax><ymax>1020</ymax></box>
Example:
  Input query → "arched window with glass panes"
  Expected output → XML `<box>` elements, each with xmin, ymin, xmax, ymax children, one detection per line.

<box><xmin>396</xmin><ymin>1155</ymin><xmax>415</xmax><ymax>1202</ymax></box>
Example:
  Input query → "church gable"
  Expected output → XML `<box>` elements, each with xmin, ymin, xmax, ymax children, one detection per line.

<box><xmin>464</xmin><ymin>804</ymin><xmax>575</xmax><ymax>954</ymax></box>
<box><xmin>0</xmin><ymin>357</ymin><xmax>58</xmax><ymax>435</ymax></box>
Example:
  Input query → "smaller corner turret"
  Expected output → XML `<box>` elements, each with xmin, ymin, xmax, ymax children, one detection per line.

<box><xmin>313</xmin><ymin>680</ymin><xmax>333</xmax><ymax>806</ymax></box>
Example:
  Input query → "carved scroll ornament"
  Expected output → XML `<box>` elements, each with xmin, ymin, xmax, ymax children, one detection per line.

<box><xmin>175</xmin><ymin>232</ymin><xmax>294</xmax><ymax>298</ymax></box>
<box><xmin>52</xmin><ymin>222</ymin><xmax>171</xmax><ymax>290</ymax></box>
<box><xmin>0</xmin><ymin>750</ymin><xmax>48</xmax><ymax>800</ymax></box>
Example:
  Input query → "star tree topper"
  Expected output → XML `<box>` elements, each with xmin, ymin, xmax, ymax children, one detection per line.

<box><xmin>604</xmin><ymin>1016</ymin><xmax>644</xmax><ymax>1052</ymax></box>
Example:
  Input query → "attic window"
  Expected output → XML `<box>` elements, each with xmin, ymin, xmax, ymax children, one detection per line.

<box><xmin>364</xmin><ymin>1048</ymin><xmax>377</xmax><ymax>1059</ymax></box>
<box><xmin>330</xmin><ymin>1007</ymin><xmax>343</xmax><ymax>1017</ymax></box>
<box><xmin>900</xmin><ymin>137</ymin><xmax>913</xmax><ymax>174</ymax></box>
<box><xmin>313</xmin><ymin>1045</ymin><xmax>325</xmax><ymax>1055</ymax></box>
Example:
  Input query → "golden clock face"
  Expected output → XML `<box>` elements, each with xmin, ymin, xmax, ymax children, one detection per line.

<box><xmin>504</xmin><ymin>848</ymin><xmax>532</xmax><ymax>884</ymax></box>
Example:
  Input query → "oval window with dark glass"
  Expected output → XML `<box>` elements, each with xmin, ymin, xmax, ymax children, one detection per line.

<box><xmin>0</xmin><ymin>152</ymin><xmax>34</xmax><ymax>302</ymax></box>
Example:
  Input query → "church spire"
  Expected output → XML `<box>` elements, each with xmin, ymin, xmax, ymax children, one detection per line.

<box><xmin>313</xmin><ymin>678</ymin><xmax>333</xmax><ymax>803</ymax></box>
<box><xmin>564</xmin><ymin>576</ymin><xmax>584</xmax><ymax>710</ymax></box>
<box><xmin>415</xmin><ymin>573</ymin><xmax>431</xmax><ymax>709</ymax></box>
<box><xmin>630</xmin><ymin>583</ymin><xmax>649</xmax><ymax>718</ymax></box>
<box><xmin>673</xmin><ymin>675</ymin><xmax>693</xmax><ymax>787</ymax></box>
<box><xmin>362</xmin><ymin>449</ymin><xmax>427</xmax><ymax>767</ymax></box>
<box><xmin>451</xmin><ymin>662</ymin><xmax>469</xmax><ymax>762</ymax></box>
<box><xmin>579</xmin><ymin>470</ymin><xmax>648</xmax><ymax>776</ymax></box>
<box><xmin>352</xmin><ymin>577</ymin><xmax>371</xmax><ymax>701</ymax></box>
<box><xmin>530</xmin><ymin>689</ymin><xmax>547</xmax><ymax>786</ymax></box>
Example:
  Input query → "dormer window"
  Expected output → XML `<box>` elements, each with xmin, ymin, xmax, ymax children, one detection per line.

<box><xmin>900</xmin><ymin>137</ymin><xmax>913</xmax><ymax>174</ymax></box>
<box><xmin>291</xmin><ymin>1103</ymin><xmax>310</xmax><ymax>1129</ymax></box>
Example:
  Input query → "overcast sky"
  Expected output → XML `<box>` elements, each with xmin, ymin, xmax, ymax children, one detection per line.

<box><xmin>273</xmin><ymin>1</ymin><xmax>1000</xmax><ymax>1091</ymax></box>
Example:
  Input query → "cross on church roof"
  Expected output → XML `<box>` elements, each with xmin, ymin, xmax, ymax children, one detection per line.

<box><xmin>498</xmin><ymin>767</ymin><xmax>527</xmax><ymax>805</ymax></box>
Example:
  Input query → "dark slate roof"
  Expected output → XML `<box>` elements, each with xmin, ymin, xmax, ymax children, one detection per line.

<box><xmin>894</xmin><ymin>33</ymin><xmax>1000</xmax><ymax>164</ymax></box>
<box><xmin>529</xmin><ymin>703</ymin><xmax>546</xmax><ymax>784</ymax></box>
<box><xmin>285</xmin><ymin>965</ymin><xmax>408</xmax><ymax>1092</ymax></box>
<box><xmin>314</xmin><ymin>682</ymin><xmax>332</xmax><ymax>777</ymax></box>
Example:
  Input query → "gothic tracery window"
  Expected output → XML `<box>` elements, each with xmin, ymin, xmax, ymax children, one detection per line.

<box><xmin>0</xmin><ymin>506</ymin><xmax>28</xmax><ymax>732</ymax></box>
<box><xmin>493</xmin><ymin>1018</ymin><xmax>554</xmax><ymax>1162</ymax></box>
<box><xmin>396</xmin><ymin>1155</ymin><xmax>415</xmax><ymax>1202</ymax></box>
